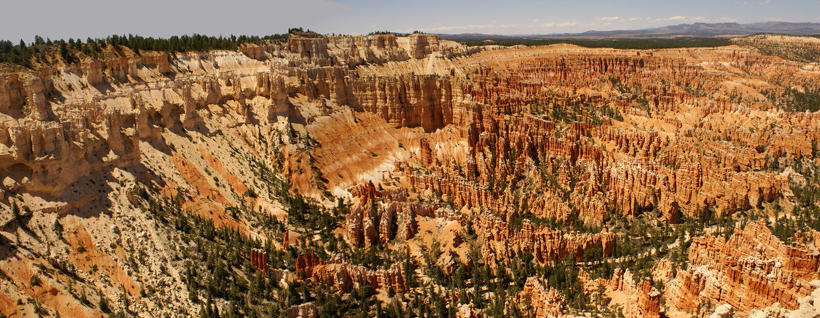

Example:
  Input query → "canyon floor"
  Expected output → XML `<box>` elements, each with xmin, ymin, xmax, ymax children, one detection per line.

<box><xmin>1</xmin><ymin>32</ymin><xmax>820</xmax><ymax>318</ymax></box>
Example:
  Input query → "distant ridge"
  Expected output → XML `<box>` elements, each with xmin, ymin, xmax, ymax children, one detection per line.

<box><xmin>440</xmin><ymin>21</ymin><xmax>820</xmax><ymax>40</ymax></box>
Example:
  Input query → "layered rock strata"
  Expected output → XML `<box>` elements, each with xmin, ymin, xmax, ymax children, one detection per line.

<box><xmin>665</xmin><ymin>221</ymin><xmax>820</xmax><ymax>313</ymax></box>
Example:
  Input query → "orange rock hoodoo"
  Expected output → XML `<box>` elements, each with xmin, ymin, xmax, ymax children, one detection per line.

<box><xmin>515</xmin><ymin>277</ymin><xmax>566</xmax><ymax>318</ymax></box>
<box><xmin>295</xmin><ymin>253</ymin><xmax>407</xmax><ymax>293</ymax></box>
<box><xmin>665</xmin><ymin>221</ymin><xmax>820</xmax><ymax>313</ymax></box>
<box><xmin>250</xmin><ymin>249</ymin><xmax>268</xmax><ymax>272</ymax></box>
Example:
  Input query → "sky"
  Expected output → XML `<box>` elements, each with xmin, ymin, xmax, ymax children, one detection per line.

<box><xmin>1</xmin><ymin>0</ymin><xmax>819</xmax><ymax>42</ymax></box>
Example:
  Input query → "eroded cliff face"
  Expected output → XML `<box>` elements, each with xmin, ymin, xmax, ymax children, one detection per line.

<box><xmin>665</xmin><ymin>221</ymin><xmax>820</xmax><ymax>314</ymax></box>
<box><xmin>295</xmin><ymin>252</ymin><xmax>407</xmax><ymax>293</ymax></box>
<box><xmin>1</xmin><ymin>32</ymin><xmax>819</xmax><ymax>318</ymax></box>
<box><xmin>581</xmin><ymin>268</ymin><xmax>661</xmax><ymax>318</ymax></box>
<box><xmin>0</xmin><ymin>33</ymin><xmax>474</xmax><ymax>317</ymax></box>
<box><xmin>515</xmin><ymin>277</ymin><xmax>566</xmax><ymax>318</ymax></box>
<box><xmin>475</xmin><ymin>210</ymin><xmax>615</xmax><ymax>267</ymax></box>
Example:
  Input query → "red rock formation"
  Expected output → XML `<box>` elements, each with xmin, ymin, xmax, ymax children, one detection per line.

<box><xmin>288</xmin><ymin>303</ymin><xmax>317</xmax><ymax>318</ymax></box>
<box><xmin>250</xmin><ymin>248</ymin><xmax>267</xmax><ymax>272</ymax></box>
<box><xmin>580</xmin><ymin>268</ymin><xmax>661</xmax><ymax>318</ymax></box>
<box><xmin>624</xmin><ymin>278</ymin><xmax>661</xmax><ymax>318</ymax></box>
<box><xmin>345</xmin><ymin>193</ymin><xmax>435</xmax><ymax>247</ymax></box>
<box><xmin>420</xmin><ymin>138</ymin><xmax>435</xmax><ymax>167</ymax></box>
<box><xmin>475</xmin><ymin>210</ymin><xmax>615</xmax><ymax>268</ymax></box>
<box><xmin>295</xmin><ymin>253</ymin><xmax>407</xmax><ymax>293</ymax></box>
<box><xmin>515</xmin><ymin>277</ymin><xmax>566</xmax><ymax>318</ymax></box>
<box><xmin>665</xmin><ymin>221</ymin><xmax>820</xmax><ymax>313</ymax></box>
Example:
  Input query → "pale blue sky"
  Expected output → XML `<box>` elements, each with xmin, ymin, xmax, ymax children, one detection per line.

<box><xmin>2</xmin><ymin>0</ymin><xmax>819</xmax><ymax>42</ymax></box>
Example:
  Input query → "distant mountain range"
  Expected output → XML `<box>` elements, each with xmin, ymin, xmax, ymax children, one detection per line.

<box><xmin>440</xmin><ymin>22</ymin><xmax>820</xmax><ymax>40</ymax></box>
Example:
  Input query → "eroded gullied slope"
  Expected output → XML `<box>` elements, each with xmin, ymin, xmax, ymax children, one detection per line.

<box><xmin>0</xmin><ymin>34</ymin><xmax>473</xmax><ymax>317</ymax></box>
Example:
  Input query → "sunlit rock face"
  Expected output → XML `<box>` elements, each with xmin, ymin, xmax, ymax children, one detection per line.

<box><xmin>1</xmin><ymin>32</ymin><xmax>819</xmax><ymax>318</ymax></box>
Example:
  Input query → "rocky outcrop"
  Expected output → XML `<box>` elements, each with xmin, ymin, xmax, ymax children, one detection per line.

<box><xmin>1</xmin><ymin>40</ymin><xmax>404</xmax><ymax>197</ymax></box>
<box><xmin>746</xmin><ymin>282</ymin><xmax>820</xmax><ymax>318</ymax></box>
<box><xmin>71</xmin><ymin>52</ymin><xmax>171</xmax><ymax>83</ymax></box>
<box><xmin>288</xmin><ymin>303</ymin><xmax>317</xmax><ymax>318</ymax></box>
<box><xmin>581</xmin><ymin>268</ymin><xmax>661</xmax><ymax>318</ymax></box>
<box><xmin>0</xmin><ymin>71</ymin><xmax>53</xmax><ymax>119</ymax></box>
<box><xmin>288</xmin><ymin>35</ymin><xmax>330</xmax><ymax>65</ymax></box>
<box><xmin>407</xmin><ymin>34</ymin><xmax>439</xmax><ymax>59</ymax></box>
<box><xmin>622</xmin><ymin>277</ymin><xmax>661</xmax><ymax>318</ymax></box>
<box><xmin>283</xmin><ymin>33</ymin><xmax>465</xmax><ymax>67</ymax></box>
<box><xmin>0</xmin><ymin>111</ymin><xmax>141</xmax><ymax>196</ymax></box>
<box><xmin>345</xmin><ymin>182</ymin><xmax>432</xmax><ymax>246</ymax></box>
<box><xmin>250</xmin><ymin>248</ymin><xmax>267</xmax><ymax>272</ymax></box>
<box><xmin>515</xmin><ymin>277</ymin><xmax>566</xmax><ymax>318</ymax></box>
<box><xmin>420</xmin><ymin>138</ymin><xmax>434</xmax><ymax>167</ymax></box>
<box><xmin>0</xmin><ymin>50</ymin><xmax>280</xmax><ymax>197</ymax></box>
<box><xmin>475</xmin><ymin>210</ymin><xmax>615</xmax><ymax>268</ymax></box>
<box><xmin>665</xmin><ymin>221</ymin><xmax>820</xmax><ymax>313</ymax></box>
<box><xmin>0</xmin><ymin>74</ymin><xmax>27</xmax><ymax>115</ymax></box>
<box><xmin>734</xmin><ymin>34</ymin><xmax>820</xmax><ymax>63</ymax></box>
<box><xmin>309</xmin><ymin>71</ymin><xmax>470</xmax><ymax>132</ymax></box>
<box><xmin>295</xmin><ymin>253</ymin><xmax>407</xmax><ymax>293</ymax></box>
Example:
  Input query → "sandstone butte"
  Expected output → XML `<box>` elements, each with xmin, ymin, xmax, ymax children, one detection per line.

<box><xmin>0</xmin><ymin>31</ymin><xmax>819</xmax><ymax>317</ymax></box>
